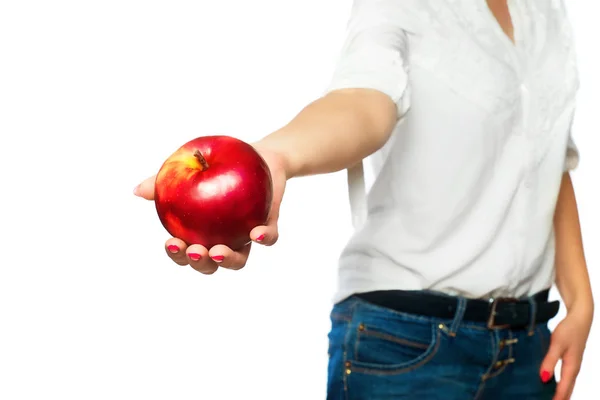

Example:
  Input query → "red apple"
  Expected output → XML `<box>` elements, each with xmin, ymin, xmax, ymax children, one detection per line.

<box><xmin>154</xmin><ymin>135</ymin><xmax>273</xmax><ymax>250</ymax></box>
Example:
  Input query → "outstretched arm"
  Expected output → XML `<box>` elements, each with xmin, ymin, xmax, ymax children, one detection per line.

<box><xmin>255</xmin><ymin>88</ymin><xmax>398</xmax><ymax>178</ymax></box>
<box><xmin>135</xmin><ymin>0</ymin><xmax>410</xmax><ymax>272</ymax></box>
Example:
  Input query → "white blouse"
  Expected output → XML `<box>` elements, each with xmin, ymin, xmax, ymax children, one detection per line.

<box><xmin>327</xmin><ymin>0</ymin><xmax>580</xmax><ymax>302</ymax></box>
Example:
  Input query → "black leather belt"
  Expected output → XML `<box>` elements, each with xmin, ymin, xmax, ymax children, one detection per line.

<box><xmin>355</xmin><ymin>289</ymin><xmax>560</xmax><ymax>329</ymax></box>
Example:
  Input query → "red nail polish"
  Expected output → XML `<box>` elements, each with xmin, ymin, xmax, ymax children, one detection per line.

<box><xmin>256</xmin><ymin>234</ymin><xmax>265</xmax><ymax>242</ymax></box>
<box><xmin>212</xmin><ymin>255</ymin><xmax>224</xmax><ymax>262</ymax></box>
<box><xmin>188</xmin><ymin>253</ymin><xmax>201</xmax><ymax>261</ymax></box>
<box><xmin>541</xmin><ymin>370</ymin><xmax>551</xmax><ymax>383</ymax></box>
<box><xmin>167</xmin><ymin>245</ymin><xmax>180</xmax><ymax>253</ymax></box>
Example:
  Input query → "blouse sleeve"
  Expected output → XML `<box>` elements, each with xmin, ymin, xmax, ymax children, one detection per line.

<box><xmin>326</xmin><ymin>0</ymin><xmax>411</xmax><ymax>119</ymax></box>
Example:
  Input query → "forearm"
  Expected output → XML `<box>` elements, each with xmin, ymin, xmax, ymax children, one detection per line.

<box><xmin>255</xmin><ymin>89</ymin><xmax>398</xmax><ymax>178</ymax></box>
<box><xmin>553</xmin><ymin>172</ymin><xmax>594</xmax><ymax>315</ymax></box>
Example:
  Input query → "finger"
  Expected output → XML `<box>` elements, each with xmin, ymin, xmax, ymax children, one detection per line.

<box><xmin>554</xmin><ymin>354</ymin><xmax>580</xmax><ymax>400</ymax></box>
<box><xmin>208</xmin><ymin>244</ymin><xmax>251</xmax><ymax>270</ymax></box>
<box><xmin>554</xmin><ymin>367</ymin><xmax>576</xmax><ymax>400</ymax></box>
<box><xmin>540</xmin><ymin>340</ymin><xmax>564</xmax><ymax>383</ymax></box>
<box><xmin>186</xmin><ymin>244</ymin><xmax>217</xmax><ymax>274</ymax></box>
<box><xmin>260</xmin><ymin>164</ymin><xmax>285</xmax><ymax>228</ymax></box>
<box><xmin>249</xmin><ymin>224</ymin><xmax>279</xmax><ymax>246</ymax></box>
<box><xmin>165</xmin><ymin>238</ymin><xmax>189</xmax><ymax>266</ymax></box>
<box><xmin>265</xmin><ymin>176</ymin><xmax>284</xmax><ymax>227</ymax></box>
<box><xmin>567</xmin><ymin>382</ymin><xmax>577</xmax><ymax>400</ymax></box>
<box><xmin>133</xmin><ymin>175</ymin><xmax>156</xmax><ymax>200</ymax></box>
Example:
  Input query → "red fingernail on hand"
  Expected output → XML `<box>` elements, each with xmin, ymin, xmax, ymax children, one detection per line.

<box><xmin>541</xmin><ymin>370</ymin><xmax>551</xmax><ymax>383</ymax></box>
<box><xmin>188</xmin><ymin>253</ymin><xmax>202</xmax><ymax>261</ymax></box>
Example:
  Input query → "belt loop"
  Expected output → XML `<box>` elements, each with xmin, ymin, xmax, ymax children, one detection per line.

<box><xmin>448</xmin><ymin>297</ymin><xmax>467</xmax><ymax>337</ymax></box>
<box><xmin>527</xmin><ymin>296</ymin><xmax>537</xmax><ymax>336</ymax></box>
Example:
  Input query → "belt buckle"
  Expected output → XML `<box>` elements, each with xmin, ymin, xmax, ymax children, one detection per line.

<box><xmin>487</xmin><ymin>297</ymin><xmax>520</xmax><ymax>329</ymax></box>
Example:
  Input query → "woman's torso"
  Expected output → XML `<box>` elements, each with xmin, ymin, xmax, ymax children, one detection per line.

<box><xmin>335</xmin><ymin>0</ymin><xmax>579</xmax><ymax>303</ymax></box>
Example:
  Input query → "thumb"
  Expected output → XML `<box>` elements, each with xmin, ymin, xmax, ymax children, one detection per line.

<box><xmin>133</xmin><ymin>175</ymin><xmax>156</xmax><ymax>200</ymax></box>
<box><xmin>540</xmin><ymin>339</ymin><xmax>563</xmax><ymax>383</ymax></box>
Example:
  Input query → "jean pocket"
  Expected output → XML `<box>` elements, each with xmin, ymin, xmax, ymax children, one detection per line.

<box><xmin>348</xmin><ymin>305</ymin><xmax>442</xmax><ymax>375</ymax></box>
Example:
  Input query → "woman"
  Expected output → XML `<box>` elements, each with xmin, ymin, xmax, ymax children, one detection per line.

<box><xmin>134</xmin><ymin>0</ymin><xmax>594</xmax><ymax>398</ymax></box>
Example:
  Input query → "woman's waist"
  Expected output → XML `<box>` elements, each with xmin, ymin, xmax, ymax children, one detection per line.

<box><xmin>336</xmin><ymin>237</ymin><xmax>556</xmax><ymax>301</ymax></box>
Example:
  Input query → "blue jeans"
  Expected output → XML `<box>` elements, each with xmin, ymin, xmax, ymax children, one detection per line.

<box><xmin>327</xmin><ymin>295</ymin><xmax>556</xmax><ymax>399</ymax></box>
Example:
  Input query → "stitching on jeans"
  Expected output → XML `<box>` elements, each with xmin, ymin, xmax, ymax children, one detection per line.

<box><xmin>348</xmin><ymin>327</ymin><xmax>441</xmax><ymax>376</ymax></box>
<box><xmin>353</xmin><ymin>325</ymin><xmax>360</xmax><ymax>361</ymax></box>
<box><xmin>342</xmin><ymin>301</ymin><xmax>358</xmax><ymax>400</ymax></box>
<box><xmin>358</xmin><ymin>326</ymin><xmax>430</xmax><ymax>349</ymax></box>
<box><xmin>478</xmin><ymin>330</ymin><xmax>499</xmax><ymax>384</ymax></box>
<box><xmin>458</xmin><ymin>324</ymin><xmax>489</xmax><ymax>331</ymax></box>
<box><xmin>484</xmin><ymin>360</ymin><xmax>509</xmax><ymax>380</ymax></box>
<box><xmin>449</xmin><ymin>297</ymin><xmax>467</xmax><ymax>335</ymax></box>
<box><xmin>537</xmin><ymin>326</ymin><xmax>547</xmax><ymax>354</ymax></box>
<box><xmin>474</xmin><ymin>331</ymin><xmax>496</xmax><ymax>399</ymax></box>
<box><xmin>484</xmin><ymin>330</ymin><xmax>513</xmax><ymax>380</ymax></box>
<box><xmin>481</xmin><ymin>329</ymin><xmax>517</xmax><ymax>382</ymax></box>
<box><xmin>331</xmin><ymin>313</ymin><xmax>352</xmax><ymax>322</ymax></box>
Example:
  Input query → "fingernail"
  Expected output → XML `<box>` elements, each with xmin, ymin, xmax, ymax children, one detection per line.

<box><xmin>255</xmin><ymin>234</ymin><xmax>265</xmax><ymax>242</ymax></box>
<box><xmin>541</xmin><ymin>370</ymin><xmax>551</xmax><ymax>383</ymax></box>
<box><xmin>211</xmin><ymin>255</ymin><xmax>224</xmax><ymax>262</ymax></box>
<box><xmin>188</xmin><ymin>253</ymin><xmax>201</xmax><ymax>261</ymax></box>
<box><xmin>133</xmin><ymin>185</ymin><xmax>140</xmax><ymax>196</ymax></box>
<box><xmin>167</xmin><ymin>245</ymin><xmax>180</xmax><ymax>253</ymax></box>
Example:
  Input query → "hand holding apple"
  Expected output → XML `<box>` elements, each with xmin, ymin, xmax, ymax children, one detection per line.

<box><xmin>134</xmin><ymin>137</ymin><xmax>287</xmax><ymax>274</ymax></box>
<box><xmin>154</xmin><ymin>135</ymin><xmax>274</xmax><ymax>250</ymax></box>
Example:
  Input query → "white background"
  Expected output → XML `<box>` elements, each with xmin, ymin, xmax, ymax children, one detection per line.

<box><xmin>0</xmin><ymin>1</ymin><xmax>597</xmax><ymax>399</ymax></box>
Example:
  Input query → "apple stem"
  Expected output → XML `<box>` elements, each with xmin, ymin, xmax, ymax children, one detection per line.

<box><xmin>193</xmin><ymin>150</ymin><xmax>210</xmax><ymax>170</ymax></box>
